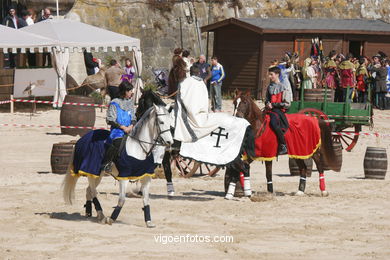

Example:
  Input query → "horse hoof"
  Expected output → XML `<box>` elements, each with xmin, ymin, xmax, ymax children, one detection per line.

<box><xmin>321</xmin><ymin>191</ymin><xmax>329</xmax><ymax>197</ymax></box>
<box><xmin>295</xmin><ymin>191</ymin><xmax>305</xmax><ymax>196</ymax></box>
<box><xmin>244</xmin><ymin>190</ymin><xmax>252</xmax><ymax>197</ymax></box>
<box><xmin>146</xmin><ymin>221</ymin><xmax>156</xmax><ymax>228</ymax></box>
<box><xmin>224</xmin><ymin>194</ymin><xmax>234</xmax><ymax>200</ymax></box>
<box><xmin>97</xmin><ymin>211</ymin><xmax>105</xmax><ymax>223</ymax></box>
<box><xmin>167</xmin><ymin>191</ymin><xmax>175</xmax><ymax>197</ymax></box>
<box><xmin>105</xmin><ymin>217</ymin><xmax>114</xmax><ymax>225</ymax></box>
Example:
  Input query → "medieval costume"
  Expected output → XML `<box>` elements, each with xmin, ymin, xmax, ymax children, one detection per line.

<box><xmin>356</xmin><ymin>63</ymin><xmax>369</xmax><ymax>103</ymax></box>
<box><xmin>302</xmin><ymin>58</ymin><xmax>316</xmax><ymax>89</ymax></box>
<box><xmin>265</xmin><ymin>81</ymin><xmax>291</xmax><ymax>155</ymax></box>
<box><xmin>121</xmin><ymin>65</ymin><xmax>135</xmax><ymax>83</ymax></box>
<box><xmin>339</xmin><ymin>60</ymin><xmax>356</xmax><ymax>102</ymax></box>
<box><xmin>324</xmin><ymin>58</ymin><xmax>337</xmax><ymax>89</ymax></box>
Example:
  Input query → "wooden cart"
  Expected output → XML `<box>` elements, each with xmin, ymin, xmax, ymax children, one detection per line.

<box><xmin>288</xmin><ymin>87</ymin><xmax>372</xmax><ymax>152</ymax></box>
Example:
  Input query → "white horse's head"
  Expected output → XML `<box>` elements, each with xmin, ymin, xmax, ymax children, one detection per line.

<box><xmin>154</xmin><ymin>104</ymin><xmax>173</xmax><ymax>146</ymax></box>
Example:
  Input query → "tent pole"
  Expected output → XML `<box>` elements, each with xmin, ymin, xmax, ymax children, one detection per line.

<box><xmin>56</xmin><ymin>0</ymin><xmax>59</xmax><ymax>17</ymax></box>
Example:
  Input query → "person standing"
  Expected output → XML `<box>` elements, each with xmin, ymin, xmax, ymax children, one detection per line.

<box><xmin>37</xmin><ymin>8</ymin><xmax>53</xmax><ymax>22</ymax></box>
<box><xmin>210</xmin><ymin>56</ymin><xmax>225</xmax><ymax>112</ymax></box>
<box><xmin>371</xmin><ymin>59</ymin><xmax>388</xmax><ymax>110</ymax></box>
<box><xmin>83</xmin><ymin>50</ymin><xmax>100</xmax><ymax>76</ymax></box>
<box><xmin>121</xmin><ymin>58</ymin><xmax>136</xmax><ymax>83</ymax></box>
<box><xmin>105</xmin><ymin>59</ymin><xmax>125</xmax><ymax>100</ymax></box>
<box><xmin>278</xmin><ymin>57</ymin><xmax>293</xmax><ymax>102</ymax></box>
<box><xmin>356</xmin><ymin>57</ymin><xmax>369</xmax><ymax>103</ymax></box>
<box><xmin>339</xmin><ymin>55</ymin><xmax>356</xmax><ymax>102</ymax></box>
<box><xmin>301</xmin><ymin>57</ymin><xmax>316</xmax><ymax>90</ymax></box>
<box><xmin>324</xmin><ymin>50</ymin><xmax>338</xmax><ymax>89</ymax></box>
<box><xmin>182</xmin><ymin>50</ymin><xmax>192</xmax><ymax>78</ymax></box>
<box><xmin>194</xmin><ymin>54</ymin><xmax>211</xmax><ymax>84</ymax></box>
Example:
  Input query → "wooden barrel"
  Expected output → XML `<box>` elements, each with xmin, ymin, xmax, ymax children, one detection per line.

<box><xmin>289</xmin><ymin>158</ymin><xmax>313</xmax><ymax>177</ymax></box>
<box><xmin>50</xmin><ymin>141</ymin><xmax>76</xmax><ymax>174</ymax></box>
<box><xmin>224</xmin><ymin>169</ymin><xmax>244</xmax><ymax>197</ymax></box>
<box><xmin>60</xmin><ymin>95</ymin><xmax>96</xmax><ymax>137</ymax></box>
<box><xmin>364</xmin><ymin>147</ymin><xmax>388</xmax><ymax>180</ymax></box>
<box><xmin>321</xmin><ymin>142</ymin><xmax>343</xmax><ymax>172</ymax></box>
<box><xmin>304</xmin><ymin>89</ymin><xmax>335</xmax><ymax>102</ymax></box>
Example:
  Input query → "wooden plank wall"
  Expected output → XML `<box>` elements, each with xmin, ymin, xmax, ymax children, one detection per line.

<box><xmin>214</xmin><ymin>25</ymin><xmax>260</xmax><ymax>97</ymax></box>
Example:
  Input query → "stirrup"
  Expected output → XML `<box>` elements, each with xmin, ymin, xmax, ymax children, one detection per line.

<box><xmin>101</xmin><ymin>162</ymin><xmax>113</xmax><ymax>173</ymax></box>
<box><xmin>278</xmin><ymin>144</ymin><xmax>288</xmax><ymax>155</ymax></box>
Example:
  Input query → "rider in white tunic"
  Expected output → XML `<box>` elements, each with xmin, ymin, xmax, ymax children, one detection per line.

<box><xmin>174</xmin><ymin>65</ymin><xmax>232</xmax><ymax>142</ymax></box>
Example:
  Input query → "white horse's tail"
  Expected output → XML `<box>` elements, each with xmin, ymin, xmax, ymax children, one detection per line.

<box><xmin>62</xmin><ymin>149</ymin><xmax>79</xmax><ymax>205</ymax></box>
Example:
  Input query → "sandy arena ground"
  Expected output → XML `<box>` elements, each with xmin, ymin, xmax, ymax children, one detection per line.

<box><xmin>0</xmin><ymin>100</ymin><xmax>389</xmax><ymax>259</ymax></box>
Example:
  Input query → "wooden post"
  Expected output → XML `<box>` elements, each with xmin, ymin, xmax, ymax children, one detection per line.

<box><xmin>10</xmin><ymin>94</ymin><xmax>14</xmax><ymax>114</ymax></box>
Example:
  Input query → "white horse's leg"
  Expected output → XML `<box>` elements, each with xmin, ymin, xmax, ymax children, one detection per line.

<box><xmin>88</xmin><ymin>176</ymin><xmax>105</xmax><ymax>223</ymax></box>
<box><xmin>106</xmin><ymin>180</ymin><xmax>128</xmax><ymax>225</ymax></box>
<box><xmin>141</xmin><ymin>176</ymin><xmax>155</xmax><ymax>228</ymax></box>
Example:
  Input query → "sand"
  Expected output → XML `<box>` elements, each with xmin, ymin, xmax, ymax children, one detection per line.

<box><xmin>0</xmin><ymin>100</ymin><xmax>389</xmax><ymax>259</ymax></box>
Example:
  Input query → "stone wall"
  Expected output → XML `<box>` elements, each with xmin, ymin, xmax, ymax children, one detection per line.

<box><xmin>67</xmin><ymin>0</ymin><xmax>390</xmax><ymax>82</ymax></box>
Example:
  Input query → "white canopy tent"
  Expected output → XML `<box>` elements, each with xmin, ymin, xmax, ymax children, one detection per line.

<box><xmin>21</xmin><ymin>19</ymin><xmax>143</xmax><ymax>107</ymax></box>
<box><xmin>0</xmin><ymin>24</ymin><xmax>58</xmax><ymax>53</ymax></box>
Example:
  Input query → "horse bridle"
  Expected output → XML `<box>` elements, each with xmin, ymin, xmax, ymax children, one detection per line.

<box><xmin>133</xmin><ymin>109</ymin><xmax>172</xmax><ymax>156</ymax></box>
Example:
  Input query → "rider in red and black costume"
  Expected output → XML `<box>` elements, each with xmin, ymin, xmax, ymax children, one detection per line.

<box><xmin>265</xmin><ymin>66</ymin><xmax>292</xmax><ymax>155</ymax></box>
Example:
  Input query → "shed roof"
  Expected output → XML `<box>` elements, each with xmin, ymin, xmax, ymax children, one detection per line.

<box><xmin>201</xmin><ymin>18</ymin><xmax>390</xmax><ymax>35</ymax></box>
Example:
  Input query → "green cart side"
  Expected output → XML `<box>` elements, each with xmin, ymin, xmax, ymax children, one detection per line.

<box><xmin>288</xmin><ymin>87</ymin><xmax>372</xmax><ymax>152</ymax></box>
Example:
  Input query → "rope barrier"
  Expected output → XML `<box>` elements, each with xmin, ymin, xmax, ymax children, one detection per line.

<box><xmin>3</xmin><ymin>99</ymin><xmax>108</xmax><ymax>107</ymax></box>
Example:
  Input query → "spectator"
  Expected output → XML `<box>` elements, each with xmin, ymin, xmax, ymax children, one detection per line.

<box><xmin>105</xmin><ymin>59</ymin><xmax>125</xmax><ymax>99</ymax></box>
<box><xmin>277</xmin><ymin>57</ymin><xmax>293</xmax><ymax>102</ymax></box>
<box><xmin>339</xmin><ymin>54</ymin><xmax>356</xmax><ymax>102</ymax></box>
<box><xmin>301</xmin><ymin>57</ymin><xmax>316</xmax><ymax>89</ymax></box>
<box><xmin>121</xmin><ymin>58</ymin><xmax>136</xmax><ymax>83</ymax></box>
<box><xmin>182</xmin><ymin>50</ymin><xmax>191</xmax><ymax>78</ymax></box>
<box><xmin>21</xmin><ymin>9</ymin><xmax>34</xmax><ymax>26</ymax></box>
<box><xmin>38</xmin><ymin>8</ymin><xmax>53</xmax><ymax>22</ymax></box>
<box><xmin>323</xmin><ymin>50</ymin><xmax>338</xmax><ymax>89</ymax></box>
<box><xmin>2</xmin><ymin>6</ymin><xmax>25</xmax><ymax>68</ymax></box>
<box><xmin>371</xmin><ymin>59</ymin><xmax>388</xmax><ymax>110</ymax></box>
<box><xmin>193</xmin><ymin>54</ymin><xmax>211</xmax><ymax>84</ymax></box>
<box><xmin>83</xmin><ymin>50</ymin><xmax>100</xmax><ymax>76</ymax></box>
<box><xmin>356</xmin><ymin>57</ymin><xmax>369</xmax><ymax>103</ymax></box>
<box><xmin>210</xmin><ymin>56</ymin><xmax>225</xmax><ymax>112</ymax></box>
<box><xmin>2</xmin><ymin>6</ymin><xmax>24</xmax><ymax>29</ymax></box>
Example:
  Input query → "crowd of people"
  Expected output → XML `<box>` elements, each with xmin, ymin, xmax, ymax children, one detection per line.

<box><xmin>167</xmin><ymin>48</ymin><xmax>225</xmax><ymax>112</ymax></box>
<box><xmin>2</xmin><ymin>5</ymin><xmax>54</xmax><ymax>67</ymax></box>
<box><xmin>271</xmin><ymin>50</ymin><xmax>390</xmax><ymax>110</ymax></box>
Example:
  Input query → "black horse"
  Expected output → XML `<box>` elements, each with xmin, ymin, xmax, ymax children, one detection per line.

<box><xmin>136</xmin><ymin>89</ymin><xmax>255</xmax><ymax>198</ymax></box>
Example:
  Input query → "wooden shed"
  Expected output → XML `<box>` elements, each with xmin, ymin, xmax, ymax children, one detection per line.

<box><xmin>201</xmin><ymin>18</ymin><xmax>390</xmax><ymax>99</ymax></box>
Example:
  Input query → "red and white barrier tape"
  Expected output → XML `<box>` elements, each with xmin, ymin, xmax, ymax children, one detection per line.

<box><xmin>11</xmin><ymin>99</ymin><xmax>108</xmax><ymax>108</ymax></box>
<box><xmin>0</xmin><ymin>124</ymin><xmax>108</xmax><ymax>130</ymax></box>
<box><xmin>0</xmin><ymin>100</ymin><xmax>11</xmax><ymax>105</ymax></box>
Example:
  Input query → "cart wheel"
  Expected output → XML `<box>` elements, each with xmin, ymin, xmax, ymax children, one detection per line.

<box><xmin>332</xmin><ymin>125</ymin><xmax>360</xmax><ymax>152</ymax></box>
<box><xmin>171</xmin><ymin>156</ymin><xmax>221</xmax><ymax>178</ymax></box>
<box><xmin>298</xmin><ymin>108</ymin><xmax>330</xmax><ymax>126</ymax></box>
<box><xmin>197</xmin><ymin>163</ymin><xmax>221</xmax><ymax>177</ymax></box>
<box><xmin>171</xmin><ymin>156</ymin><xmax>199</xmax><ymax>178</ymax></box>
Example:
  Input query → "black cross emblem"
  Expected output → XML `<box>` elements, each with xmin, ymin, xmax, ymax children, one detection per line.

<box><xmin>210</xmin><ymin>127</ymin><xmax>228</xmax><ymax>148</ymax></box>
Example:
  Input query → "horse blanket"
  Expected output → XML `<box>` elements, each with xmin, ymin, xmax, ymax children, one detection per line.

<box><xmin>71</xmin><ymin>130</ymin><xmax>156</xmax><ymax>180</ymax></box>
<box><xmin>250</xmin><ymin>114</ymin><xmax>321</xmax><ymax>161</ymax></box>
<box><xmin>179</xmin><ymin>116</ymin><xmax>250</xmax><ymax>166</ymax></box>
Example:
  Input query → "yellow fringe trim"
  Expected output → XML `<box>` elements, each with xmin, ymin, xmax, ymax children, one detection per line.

<box><xmin>71</xmin><ymin>169</ymin><xmax>155</xmax><ymax>181</ymax></box>
<box><xmin>288</xmin><ymin>139</ymin><xmax>321</xmax><ymax>160</ymax></box>
<box><xmin>242</xmin><ymin>139</ymin><xmax>321</xmax><ymax>162</ymax></box>
<box><xmin>115</xmin><ymin>173</ymin><xmax>155</xmax><ymax>181</ymax></box>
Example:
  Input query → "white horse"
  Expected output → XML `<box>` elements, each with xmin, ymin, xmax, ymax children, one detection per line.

<box><xmin>62</xmin><ymin>104</ymin><xmax>173</xmax><ymax>227</ymax></box>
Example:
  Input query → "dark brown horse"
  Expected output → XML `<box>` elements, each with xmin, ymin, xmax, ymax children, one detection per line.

<box><xmin>232</xmin><ymin>91</ymin><xmax>339</xmax><ymax>196</ymax></box>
